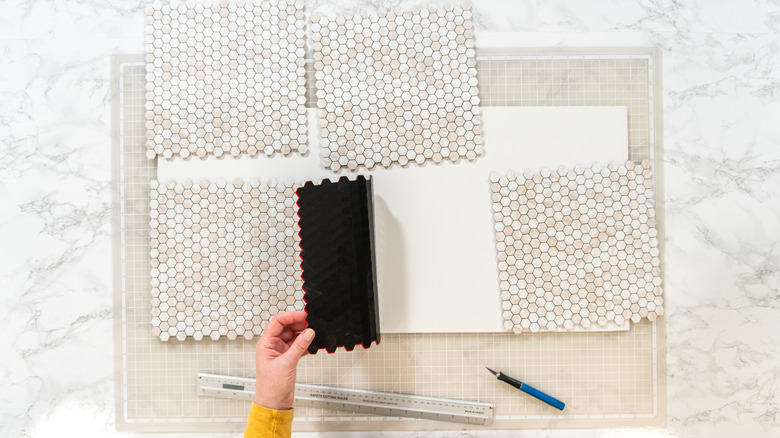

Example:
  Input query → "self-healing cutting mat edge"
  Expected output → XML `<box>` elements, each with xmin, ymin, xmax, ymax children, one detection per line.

<box><xmin>113</xmin><ymin>47</ymin><xmax>665</xmax><ymax>432</ymax></box>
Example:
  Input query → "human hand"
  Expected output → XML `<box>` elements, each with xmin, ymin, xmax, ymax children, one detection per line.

<box><xmin>254</xmin><ymin>310</ymin><xmax>315</xmax><ymax>411</ymax></box>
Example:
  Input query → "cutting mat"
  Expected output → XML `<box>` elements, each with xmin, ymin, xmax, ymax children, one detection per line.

<box><xmin>112</xmin><ymin>47</ymin><xmax>666</xmax><ymax>432</ymax></box>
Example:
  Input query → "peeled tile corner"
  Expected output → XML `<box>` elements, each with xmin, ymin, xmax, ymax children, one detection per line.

<box><xmin>490</xmin><ymin>161</ymin><xmax>663</xmax><ymax>333</ymax></box>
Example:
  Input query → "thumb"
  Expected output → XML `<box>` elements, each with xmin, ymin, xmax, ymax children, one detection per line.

<box><xmin>283</xmin><ymin>328</ymin><xmax>315</xmax><ymax>363</ymax></box>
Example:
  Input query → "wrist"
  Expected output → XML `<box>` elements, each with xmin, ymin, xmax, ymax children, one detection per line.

<box><xmin>254</xmin><ymin>393</ymin><xmax>292</xmax><ymax>411</ymax></box>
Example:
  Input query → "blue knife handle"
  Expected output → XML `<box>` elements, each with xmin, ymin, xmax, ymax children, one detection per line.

<box><xmin>520</xmin><ymin>382</ymin><xmax>566</xmax><ymax>411</ymax></box>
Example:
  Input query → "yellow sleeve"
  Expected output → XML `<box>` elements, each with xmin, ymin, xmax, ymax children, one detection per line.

<box><xmin>243</xmin><ymin>402</ymin><xmax>295</xmax><ymax>438</ymax></box>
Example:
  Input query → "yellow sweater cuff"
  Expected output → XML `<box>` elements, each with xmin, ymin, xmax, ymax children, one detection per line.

<box><xmin>244</xmin><ymin>403</ymin><xmax>294</xmax><ymax>438</ymax></box>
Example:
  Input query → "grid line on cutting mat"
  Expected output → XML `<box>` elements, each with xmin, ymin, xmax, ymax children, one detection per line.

<box><xmin>113</xmin><ymin>48</ymin><xmax>664</xmax><ymax>433</ymax></box>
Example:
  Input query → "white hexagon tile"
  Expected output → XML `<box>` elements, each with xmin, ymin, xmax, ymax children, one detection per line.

<box><xmin>490</xmin><ymin>161</ymin><xmax>664</xmax><ymax>334</ymax></box>
<box><xmin>311</xmin><ymin>3</ymin><xmax>483</xmax><ymax>171</ymax></box>
<box><xmin>149</xmin><ymin>179</ymin><xmax>304</xmax><ymax>341</ymax></box>
<box><xmin>145</xmin><ymin>0</ymin><xmax>307</xmax><ymax>160</ymax></box>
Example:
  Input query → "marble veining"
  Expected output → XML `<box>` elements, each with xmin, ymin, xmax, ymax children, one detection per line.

<box><xmin>1</xmin><ymin>0</ymin><xmax>778</xmax><ymax>437</ymax></box>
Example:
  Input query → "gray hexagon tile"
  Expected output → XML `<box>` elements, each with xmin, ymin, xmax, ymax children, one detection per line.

<box><xmin>311</xmin><ymin>3</ymin><xmax>483</xmax><ymax>171</ymax></box>
<box><xmin>145</xmin><ymin>0</ymin><xmax>307</xmax><ymax>160</ymax></box>
<box><xmin>490</xmin><ymin>161</ymin><xmax>664</xmax><ymax>333</ymax></box>
<box><xmin>149</xmin><ymin>179</ymin><xmax>304</xmax><ymax>341</ymax></box>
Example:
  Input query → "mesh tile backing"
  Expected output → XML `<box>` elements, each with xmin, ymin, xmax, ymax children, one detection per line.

<box><xmin>145</xmin><ymin>0</ymin><xmax>308</xmax><ymax>160</ymax></box>
<box><xmin>296</xmin><ymin>176</ymin><xmax>380</xmax><ymax>354</ymax></box>
<box><xmin>491</xmin><ymin>161</ymin><xmax>663</xmax><ymax>333</ymax></box>
<box><xmin>149</xmin><ymin>179</ymin><xmax>303</xmax><ymax>341</ymax></box>
<box><xmin>311</xmin><ymin>4</ymin><xmax>483</xmax><ymax>171</ymax></box>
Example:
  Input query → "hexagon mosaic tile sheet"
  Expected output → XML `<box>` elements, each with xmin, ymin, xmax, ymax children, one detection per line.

<box><xmin>149</xmin><ymin>179</ymin><xmax>303</xmax><ymax>341</ymax></box>
<box><xmin>145</xmin><ymin>0</ymin><xmax>307</xmax><ymax>160</ymax></box>
<box><xmin>490</xmin><ymin>161</ymin><xmax>664</xmax><ymax>333</ymax></box>
<box><xmin>311</xmin><ymin>3</ymin><xmax>483</xmax><ymax>171</ymax></box>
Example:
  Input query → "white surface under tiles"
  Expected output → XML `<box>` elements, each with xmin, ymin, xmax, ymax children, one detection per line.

<box><xmin>4</xmin><ymin>1</ymin><xmax>780</xmax><ymax>437</ymax></box>
<box><xmin>158</xmin><ymin>106</ymin><xmax>628</xmax><ymax>333</ymax></box>
<box><xmin>145</xmin><ymin>0</ymin><xmax>308</xmax><ymax>160</ymax></box>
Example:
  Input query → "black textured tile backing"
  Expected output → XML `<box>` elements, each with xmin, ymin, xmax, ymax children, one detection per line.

<box><xmin>296</xmin><ymin>176</ymin><xmax>380</xmax><ymax>354</ymax></box>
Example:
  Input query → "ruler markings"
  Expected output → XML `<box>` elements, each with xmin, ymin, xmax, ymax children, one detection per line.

<box><xmin>197</xmin><ymin>373</ymin><xmax>494</xmax><ymax>426</ymax></box>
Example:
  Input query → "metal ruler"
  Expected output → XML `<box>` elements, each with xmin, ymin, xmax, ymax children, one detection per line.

<box><xmin>197</xmin><ymin>373</ymin><xmax>494</xmax><ymax>425</ymax></box>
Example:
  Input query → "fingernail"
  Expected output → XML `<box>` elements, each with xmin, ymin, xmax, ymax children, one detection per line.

<box><xmin>304</xmin><ymin>329</ymin><xmax>315</xmax><ymax>341</ymax></box>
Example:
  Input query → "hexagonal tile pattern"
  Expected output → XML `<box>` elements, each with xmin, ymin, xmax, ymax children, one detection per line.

<box><xmin>311</xmin><ymin>4</ymin><xmax>483</xmax><ymax>171</ymax></box>
<box><xmin>145</xmin><ymin>0</ymin><xmax>307</xmax><ymax>160</ymax></box>
<box><xmin>149</xmin><ymin>179</ymin><xmax>304</xmax><ymax>341</ymax></box>
<box><xmin>490</xmin><ymin>161</ymin><xmax>664</xmax><ymax>333</ymax></box>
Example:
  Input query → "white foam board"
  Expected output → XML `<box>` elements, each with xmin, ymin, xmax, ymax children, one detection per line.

<box><xmin>158</xmin><ymin>106</ymin><xmax>628</xmax><ymax>333</ymax></box>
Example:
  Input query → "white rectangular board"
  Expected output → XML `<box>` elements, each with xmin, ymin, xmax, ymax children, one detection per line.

<box><xmin>157</xmin><ymin>106</ymin><xmax>628</xmax><ymax>333</ymax></box>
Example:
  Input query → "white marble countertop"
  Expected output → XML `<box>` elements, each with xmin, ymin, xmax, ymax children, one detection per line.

<box><xmin>1</xmin><ymin>1</ymin><xmax>778</xmax><ymax>437</ymax></box>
